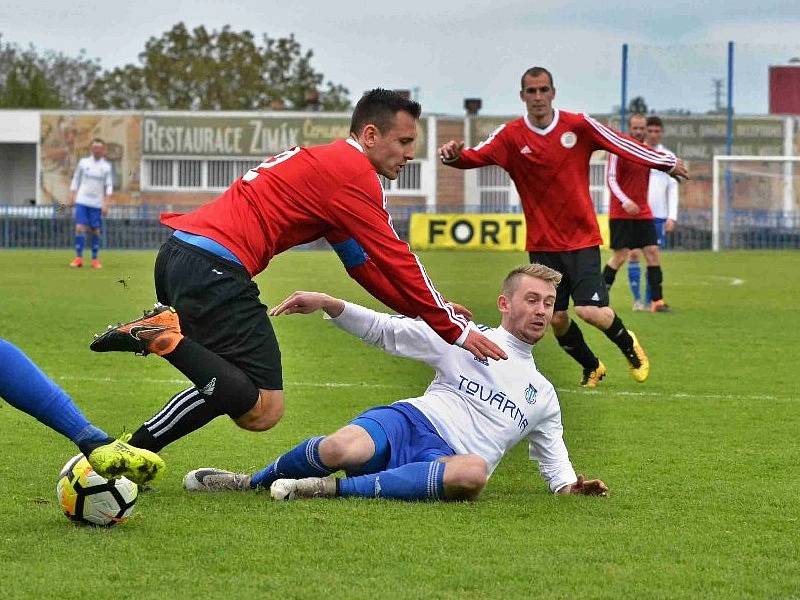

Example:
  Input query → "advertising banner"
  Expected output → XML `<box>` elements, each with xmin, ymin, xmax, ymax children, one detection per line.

<box><xmin>410</xmin><ymin>213</ymin><xmax>609</xmax><ymax>250</ymax></box>
<box><xmin>143</xmin><ymin>115</ymin><xmax>428</xmax><ymax>158</ymax></box>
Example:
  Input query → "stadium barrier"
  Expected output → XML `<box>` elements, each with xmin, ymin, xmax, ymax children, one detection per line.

<box><xmin>0</xmin><ymin>204</ymin><xmax>794</xmax><ymax>251</ymax></box>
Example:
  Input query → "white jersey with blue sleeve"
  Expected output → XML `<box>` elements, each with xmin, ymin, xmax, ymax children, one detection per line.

<box><xmin>648</xmin><ymin>144</ymin><xmax>679</xmax><ymax>221</ymax></box>
<box><xmin>70</xmin><ymin>156</ymin><xmax>113</xmax><ymax>208</ymax></box>
<box><xmin>328</xmin><ymin>302</ymin><xmax>578</xmax><ymax>493</ymax></box>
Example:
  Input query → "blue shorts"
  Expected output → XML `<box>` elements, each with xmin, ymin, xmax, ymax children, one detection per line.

<box><xmin>654</xmin><ymin>218</ymin><xmax>667</xmax><ymax>248</ymax></box>
<box><xmin>349</xmin><ymin>402</ymin><xmax>455</xmax><ymax>474</ymax></box>
<box><xmin>75</xmin><ymin>204</ymin><xmax>102</xmax><ymax>229</ymax></box>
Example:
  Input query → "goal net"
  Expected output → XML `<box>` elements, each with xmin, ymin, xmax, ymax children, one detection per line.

<box><xmin>712</xmin><ymin>155</ymin><xmax>800</xmax><ymax>250</ymax></box>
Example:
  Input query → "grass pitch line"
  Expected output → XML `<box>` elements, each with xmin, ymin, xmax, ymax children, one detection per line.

<box><xmin>55</xmin><ymin>374</ymin><xmax>784</xmax><ymax>401</ymax></box>
<box><xmin>55</xmin><ymin>374</ymin><xmax>404</xmax><ymax>389</ymax></box>
<box><xmin>559</xmin><ymin>387</ymin><xmax>778</xmax><ymax>401</ymax></box>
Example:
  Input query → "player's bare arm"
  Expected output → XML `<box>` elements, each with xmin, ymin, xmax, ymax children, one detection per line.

<box><xmin>438</xmin><ymin>140</ymin><xmax>464</xmax><ymax>162</ymax></box>
<box><xmin>622</xmin><ymin>200</ymin><xmax>641</xmax><ymax>216</ymax></box>
<box><xmin>556</xmin><ymin>474</ymin><xmax>608</xmax><ymax>496</ymax></box>
<box><xmin>669</xmin><ymin>158</ymin><xmax>690</xmax><ymax>181</ymax></box>
<box><xmin>269</xmin><ymin>291</ymin><xmax>345</xmax><ymax>318</ymax></box>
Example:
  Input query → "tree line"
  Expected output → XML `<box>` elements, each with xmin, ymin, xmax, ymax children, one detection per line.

<box><xmin>0</xmin><ymin>23</ymin><xmax>350</xmax><ymax>111</ymax></box>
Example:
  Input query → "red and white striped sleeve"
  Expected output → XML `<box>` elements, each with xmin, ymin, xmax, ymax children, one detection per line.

<box><xmin>606</xmin><ymin>154</ymin><xmax>636</xmax><ymax>206</ymax></box>
<box><xmin>444</xmin><ymin>123</ymin><xmax>509</xmax><ymax>169</ymax></box>
<box><xmin>326</xmin><ymin>171</ymin><xmax>469</xmax><ymax>345</ymax></box>
<box><xmin>583</xmin><ymin>115</ymin><xmax>676</xmax><ymax>172</ymax></box>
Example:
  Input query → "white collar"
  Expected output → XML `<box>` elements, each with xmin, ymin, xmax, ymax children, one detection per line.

<box><xmin>494</xmin><ymin>325</ymin><xmax>534</xmax><ymax>358</ymax></box>
<box><xmin>346</xmin><ymin>138</ymin><xmax>364</xmax><ymax>153</ymax></box>
<box><xmin>523</xmin><ymin>109</ymin><xmax>560</xmax><ymax>136</ymax></box>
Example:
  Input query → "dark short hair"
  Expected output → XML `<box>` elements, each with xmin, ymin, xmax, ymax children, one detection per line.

<box><xmin>521</xmin><ymin>67</ymin><xmax>554</xmax><ymax>90</ymax></box>
<box><xmin>350</xmin><ymin>89</ymin><xmax>422</xmax><ymax>135</ymax></box>
<box><xmin>628</xmin><ymin>113</ymin><xmax>646</xmax><ymax>125</ymax></box>
<box><xmin>646</xmin><ymin>116</ymin><xmax>664</xmax><ymax>128</ymax></box>
<box><xmin>90</xmin><ymin>137</ymin><xmax>105</xmax><ymax>145</ymax></box>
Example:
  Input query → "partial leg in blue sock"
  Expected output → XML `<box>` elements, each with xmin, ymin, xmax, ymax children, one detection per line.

<box><xmin>338</xmin><ymin>460</ymin><xmax>446</xmax><ymax>501</ymax></box>
<box><xmin>250</xmin><ymin>436</ymin><xmax>334</xmax><ymax>489</ymax></box>
<box><xmin>628</xmin><ymin>259</ymin><xmax>641</xmax><ymax>303</ymax></box>
<box><xmin>0</xmin><ymin>339</ymin><xmax>111</xmax><ymax>454</ymax></box>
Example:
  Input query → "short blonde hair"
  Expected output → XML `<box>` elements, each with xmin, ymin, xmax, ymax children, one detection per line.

<box><xmin>501</xmin><ymin>263</ymin><xmax>562</xmax><ymax>297</ymax></box>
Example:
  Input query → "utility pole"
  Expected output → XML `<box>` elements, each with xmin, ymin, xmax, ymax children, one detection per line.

<box><xmin>712</xmin><ymin>78</ymin><xmax>724</xmax><ymax>113</ymax></box>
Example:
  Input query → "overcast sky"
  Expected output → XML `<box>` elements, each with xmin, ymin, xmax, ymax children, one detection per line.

<box><xmin>2</xmin><ymin>0</ymin><xmax>800</xmax><ymax>115</ymax></box>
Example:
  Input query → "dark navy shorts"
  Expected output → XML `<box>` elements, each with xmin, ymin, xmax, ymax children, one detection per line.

<box><xmin>350</xmin><ymin>402</ymin><xmax>455</xmax><ymax>473</ymax></box>
<box><xmin>75</xmin><ymin>204</ymin><xmax>102</xmax><ymax>229</ymax></box>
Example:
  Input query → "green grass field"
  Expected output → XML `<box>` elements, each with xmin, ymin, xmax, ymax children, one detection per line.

<box><xmin>1</xmin><ymin>248</ymin><xmax>798</xmax><ymax>599</ymax></box>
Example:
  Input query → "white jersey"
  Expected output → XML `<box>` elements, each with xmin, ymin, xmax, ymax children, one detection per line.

<box><xmin>647</xmin><ymin>144</ymin><xmax>679</xmax><ymax>221</ymax></box>
<box><xmin>70</xmin><ymin>156</ymin><xmax>113</xmax><ymax>208</ymax></box>
<box><xmin>330</xmin><ymin>302</ymin><xmax>578</xmax><ymax>493</ymax></box>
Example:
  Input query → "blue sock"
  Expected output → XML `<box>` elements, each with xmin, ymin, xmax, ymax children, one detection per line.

<box><xmin>338</xmin><ymin>460</ymin><xmax>445</xmax><ymax>501</ymax></box>
<box><xmin>628</xmin><ymin>260</ymin><xmax>641</xmax><ymax>302</ymax></box>
<box><xmin>250</xmin><ymin>436</ymin><xmax>333</xmax><ymax>489</ymax></box>
<box><xmin>75</xmin><ymin>234</ymin><xmax>85</xmax><ymax>257</ymax></box>
<box><xmin>91</xmin><ymin>234</ymin><xmax>101</xmax><ymax>259</ymax></box>
<box><xmin>0</xmin><ymin>339</ymin><xmax>110</xmax><ymax>453</ymax></box>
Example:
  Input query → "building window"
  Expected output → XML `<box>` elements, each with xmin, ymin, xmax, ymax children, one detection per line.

<box><xmin>178</xmin><ymin>160</ymin><xmax>203</xmax><ymax>188</ymax></box>
<box><xmin>378</xmin><ymin>161</ymin><xmax>422</xmax><ymax>193</ymax></box>
<box><xmin>148</xmin><ymin>159</ymin><xmax>173</xmax><ymax>187</ymax></box>
<box><xmin>143</xmin><ymin>158</ymin><xmax>261</xmax><ymax>190</ymax></box>
<box><xmin>477</xmin><ymin>166</ymin><xmax>511</xmax><ymax>210</ymax></box>
<box><xmin>207</xmin><ymin>160</ymin><xmax>234</xmax><ymax>189</ymax></box>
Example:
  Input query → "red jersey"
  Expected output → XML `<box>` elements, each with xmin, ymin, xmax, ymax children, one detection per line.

<box><xmin>448</xmin><ymin>110</ymin><xmax>675</xmax><ymax>251</ymax></box>
<box><xmin>607</xmin><ymin>153</ymin><xmax>653</xmax><ymax>220</ymax></box>
<box><xmin>161</xmin><ymin>139</ymin><xmax>468</xmax><ymax>344</ymax></box>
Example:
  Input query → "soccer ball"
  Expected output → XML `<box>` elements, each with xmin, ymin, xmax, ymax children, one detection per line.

<box><xmin>56</xmin><ymin>454</ymin><xmax>138</xmax><ymax>526</ymax></box>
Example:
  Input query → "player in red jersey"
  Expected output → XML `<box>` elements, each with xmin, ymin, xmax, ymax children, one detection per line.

<box><xmin>439</xmin><ymin>67</ymin><xmax>689</xmax><ymax>387</ymax></box>
<box><xmin>601</xmin><ymin>114</ymin><xmax>670</xmax><ymax>313</ymax></box>
<box><xmin>90</xmin><ymin>89</ymin><xmax>506</xmax><ymax>453</ymax></box>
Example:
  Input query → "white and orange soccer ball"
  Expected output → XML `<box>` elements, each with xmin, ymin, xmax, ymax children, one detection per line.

<box><xmin>56</xmin><ymin>454</ymin><xmax>138</xmax><ymax>527</ymax></box>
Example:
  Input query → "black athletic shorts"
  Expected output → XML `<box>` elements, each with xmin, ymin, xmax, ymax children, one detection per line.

<box><xmin>528</xmin><ymin>246</ymin><xmax>609</xmax><ymax>312</ymax></box>
<box><xmin>609</xmin><ymin>219</ymin><xmax>658</xmax><ymax>250</ymax></box>
<box><xmin>154</xmin><ymin>236</ymin><xmax>282</xmax><ymax>390</ymax></box>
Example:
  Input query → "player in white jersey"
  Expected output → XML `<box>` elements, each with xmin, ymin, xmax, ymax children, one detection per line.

<box><xmin>68</xmin><ymin>138</ymin><xmax>113</xmax><ymax>269</ymax></box>
<box><xmin>183</xmin><ymin>264</ymin><xmax>608</xmax><ymax>501</ymax></box>
<box><xmin>627</xmin><ymin>116</ymin><xmax>679</xmax><ymax>311</ymax></box>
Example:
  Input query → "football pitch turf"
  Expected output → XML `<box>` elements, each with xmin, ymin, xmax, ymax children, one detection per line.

<box><xmin>1</xmin><ymin>248</ymin><xmax>798</xmax><ymax>599</ymax></box>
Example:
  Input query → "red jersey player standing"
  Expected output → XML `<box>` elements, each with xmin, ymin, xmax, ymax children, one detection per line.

<box><xmin>601</xmin><ymin>113</ymin><xmax>671</xmax><ymax>313</ymax></box>
<box><xmin>90</xmin><ymin>89</ymin><xmax>506</xmax><ymax>453</ymax></box>
<box><xmin>439</xmin><ymin>67</ymin><xmax>689</xmax><ymax>387</ymax></box>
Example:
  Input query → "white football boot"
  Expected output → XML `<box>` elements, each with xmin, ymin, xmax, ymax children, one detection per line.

<box><xmin>183</xmin><ymin>468</ymin><xmax>251</xmax><ymax>492</ymax></box>
<box><xmin>270</xmin><ymin>477</ymin><xmax>337</xmax><ymax>501</ymax></box>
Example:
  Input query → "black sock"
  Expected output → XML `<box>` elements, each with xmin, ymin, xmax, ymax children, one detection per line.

<box><xmin>128</xmin><ymin>387</ymin><xmax>223</xmax><ymax>452</ymax></box>
<box><xmin>78</xmin><ymin>436</ymin><xmax>115</xmax><ymax>457</ymax></box>
<box><xmin>647</xmin><ymin>266</ymin><xmax>663</xmax><ymax>301</ymax></box>
<box><xmin>556</xmin><ymin>321</ymin><xmax>600</xmax><ymax>371</ymax></box>
<box><xmin>164</xmin><ymin>338</ymin><xmax>260</xmax><ymax>419</ymax></box>
<box><xmin>602</xmin><ymin>264</ymin><xmax>618</xmax><ymax>288</ymax></box>
<box><xmin>603</xmin><ymin>314</ymin><xmax>634</xmax><ymax>353</ymax></box>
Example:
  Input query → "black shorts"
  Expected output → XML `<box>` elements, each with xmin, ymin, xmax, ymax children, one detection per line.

<box><xmin>154</xmin><ymin>236</ymin><xmax>282</xmax><ymax>390</ymax></box>
<box><xmin>609</xmin><ymin>219</ymin><xmax>658</xmax><ymax>250</ymax></box>
<box><xmin>528</xmin><ymin>247</ymin><xmax>609</xmax><ymax>311</ymax></box>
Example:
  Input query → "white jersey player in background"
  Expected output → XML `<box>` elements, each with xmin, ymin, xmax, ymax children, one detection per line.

<box><xmin>68</xmin><ymin>138</ymin><xmax>113</xmax><ymax>269</ymax></box>
<box><xmin>627</xmin><ymin>116</ymin><xmax>680</xmax><ymax>310</ymax></box>
<box><xmin>184</xmin><ymin>264</ymin><xmax>608</xmax><ymax>501</ymax></box>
